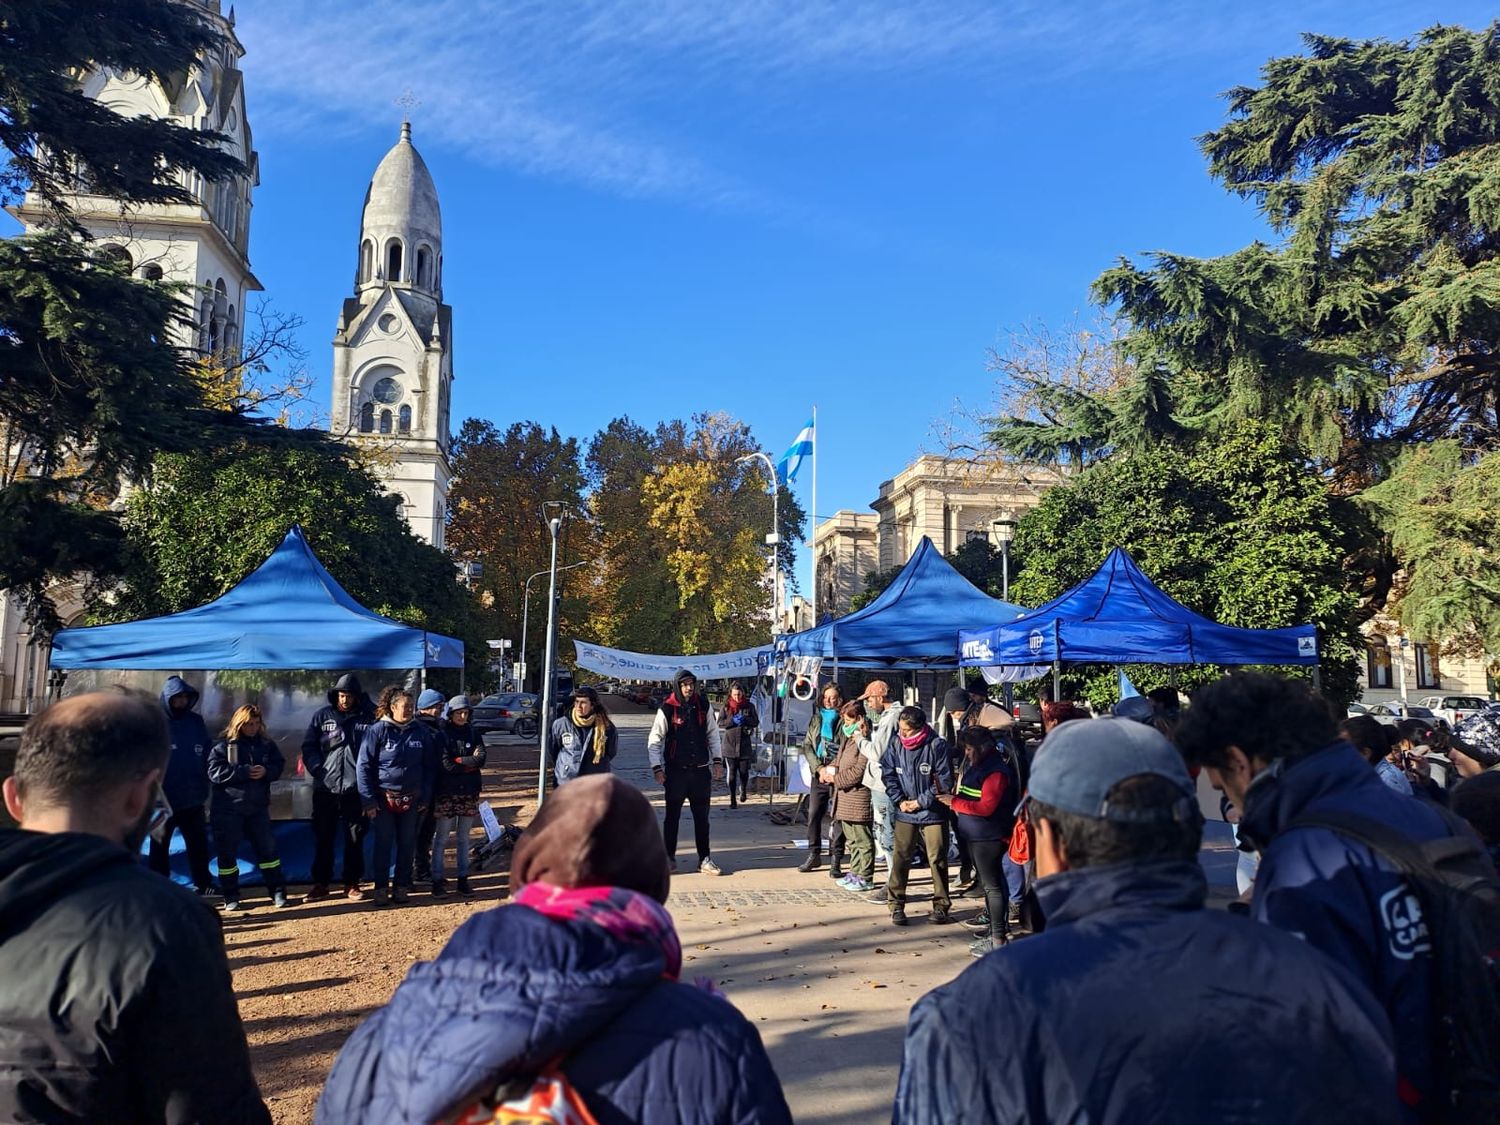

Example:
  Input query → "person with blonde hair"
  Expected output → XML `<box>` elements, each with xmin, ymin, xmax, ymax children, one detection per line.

<box><xmin>207</xmin><ymin>704</ymin><xmax>291</xmax><ymax>911</ymax></box>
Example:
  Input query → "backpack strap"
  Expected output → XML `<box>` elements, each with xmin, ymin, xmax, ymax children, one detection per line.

<box><xmin>1286</xmin><ymin>806</ymin><xmax>1486</xmax><ymax>881</ymax></box>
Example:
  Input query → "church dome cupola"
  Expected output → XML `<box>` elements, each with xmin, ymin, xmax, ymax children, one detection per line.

<box><xmin>356</xmin><ymin>121</ymin><xmax>443</xmax><ymax>298</ymax></box>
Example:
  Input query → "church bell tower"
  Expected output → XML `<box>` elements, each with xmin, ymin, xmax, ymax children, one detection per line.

<box><xmin>329</xmin><ymin>121</ymin><xmax>453</xmax><ymax>547</ymax></box>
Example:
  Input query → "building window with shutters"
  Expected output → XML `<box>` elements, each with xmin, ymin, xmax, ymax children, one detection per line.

<box><xmin>1366</xmin><ymin>639</ymin><xmax>1393</xmax><ymax>689</ymax></box>
<box><xmin>1415</xmin><ymin>643</ymin><xmax>1441</xmax><ymax>689</ymax></box>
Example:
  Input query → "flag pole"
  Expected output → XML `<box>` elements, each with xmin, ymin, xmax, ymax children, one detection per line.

<box><xmin>809</xmin><ymin>404</ymin><xmax>817</xmax><ymax>628</ymax></box>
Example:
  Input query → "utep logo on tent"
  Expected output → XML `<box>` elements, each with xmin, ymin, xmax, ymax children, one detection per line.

<box><xmin>962</xmin><ymin>638</ymin><xmax>994</xmax><ymax>663</ymax></box>
<box><xmin>1028</xmin><ymin>630</ymin><xmax>1045</xmax><ymax>656</ymax></box>
<box><xmin>425</xmin><ymin>639</ymin><xmax>440</xmax><ymax>662</ymax></box>
<box><xmin>1297</xmin><ymin>636</ymin><xmax>1317</xmax><ymax>657</ymax></box>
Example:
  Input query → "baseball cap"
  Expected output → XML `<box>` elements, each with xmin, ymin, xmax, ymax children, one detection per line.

<box><xmin>1028</xmin><ymin>717</ymin><xmax>1198</xmax><ymax>824</ymax></box>
<box><xmin>1112</xmin><ymin>695</ymin><xmax>1156</xmax><ymax>723</ymax></box>
<box><xmin>857</xmin><ymin>680</ymin><xmax>890</xmax><ymax>701</ymax></box>
<box><xmin>416</xmin><ymin>688</ymin><xmax>445</xmax><ymax>711</ymax></box>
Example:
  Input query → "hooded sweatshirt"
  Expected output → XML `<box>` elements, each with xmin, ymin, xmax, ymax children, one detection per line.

<box><xmin>0</xmin><ymin>829</ymin><xmax>270</xmax><ymax>1124</ymax></box>
<box><xmin>300</xmin><ymin>673</ymin><xmax>374</xmax><ymax>795</ymax></box>
<box><xmin>159</xmin><ymin>676</ymin><xmax>211</xmax><ymax>809</ymax></box>
<box><xmin>316</xmin><ymin>900</ymin><xmax>790</xmax><ymax>1125</ymax></box>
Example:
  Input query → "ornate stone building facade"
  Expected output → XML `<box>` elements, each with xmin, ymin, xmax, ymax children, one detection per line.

<box><xmin>329</xmin><ymin>123</ymin><xmax>454</xmax><ymax>547</ymax></box>
<box><xmin>814</xmin><ymin>456</ymin><xmax>1063</xmax><ymax>616</ymax></box>
<box><xmin>1</xmin><ymin>0</ymin><xmax>256</xmax><ymax>710</ymax></box>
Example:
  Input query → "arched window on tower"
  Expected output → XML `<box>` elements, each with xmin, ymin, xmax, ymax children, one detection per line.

<box><xmin>379</xmin><ymin>409</ymin><xmax>393</xmax><ymax>434</ymax></box>
<box><xmin>141</xmin><ymin>264</ymin><xmax>163</xmax><ymax>282</ymax></box>
<box><xmin>359</xmin><ymin>239</ymin><xmax>373</xmax><ymax>283</ymax></box>
<box><xmin>385</xmin><ymin>239</ymin><xmax>403</xmax><ymax>283</ymax></box>
<box><xmin>416</xmin><ymin>246</ymin><xmax>431</xmax><ymax>288</ymax></box>
<box><xmin>398</xmin><ymin>404</ymin><xmax>412</xmax><ymax>433</ymax></box>
<box><xmin>98</xmin><ymin>244</ymin><xmax>131</xmax><ymax>272</ymax></box>
<box><xmin>360</xmin><ymin>402</ymin><xmax>375</xmax><ymax>432</ymax></box>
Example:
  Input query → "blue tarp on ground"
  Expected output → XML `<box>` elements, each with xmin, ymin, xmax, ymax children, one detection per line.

<box><xmin>777</xmin><ymin>536</ymin><xmax>1028</xmax><ymax>667</ymax></box>
<box><xmin>50</xmin><ymin>526</ymin><xmax>464</xmax><ymax>670</ymax></box>
<box><xmin>958</xmin><ymin>548</ymin><xmax>1318</xmax><ymax>668</ymax></box>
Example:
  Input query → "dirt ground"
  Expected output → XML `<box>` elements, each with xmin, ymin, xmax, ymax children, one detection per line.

<box><xmin>228</xmin><ymin>738</ymin><xmax>538</xmax><ymax>1124</ymax></box>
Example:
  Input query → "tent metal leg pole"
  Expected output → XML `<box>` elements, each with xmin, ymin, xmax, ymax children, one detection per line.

<box><xmin>1312</xmin><ymin>665</ymin><xmax>1323</xmax><ymax>695</ymax></box>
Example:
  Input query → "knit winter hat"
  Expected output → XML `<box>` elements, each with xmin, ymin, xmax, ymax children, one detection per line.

<box><xmin>416</xmin><ymin>688</ymin><xmax>445</xmax><ymax>711</ymax></box>
<box><xmin>943</xmin><ymin>687</ymin><xmax>970</xmax><ymax>713</ymax></box>
<box><xmin>511</xmin><ymin>774</ymin><xmax>671</xmax><ymax>904</ymax></box>
<box><xmin>1455</xmin><ymin>711</ymin><xmax>1500</xmax><ymax>769</ymax></box>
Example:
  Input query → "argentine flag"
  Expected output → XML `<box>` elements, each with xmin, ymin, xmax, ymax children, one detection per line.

<box><xmin>777</xmin><ymin>418</ymin><xmax>814</xmax><ymax>485</ymax></box>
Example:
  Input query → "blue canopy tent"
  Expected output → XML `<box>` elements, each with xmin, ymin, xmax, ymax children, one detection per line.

<box><xmin>957</xmin><ymin>547</ymin><xmax>1319</xmax><ymax>693</ymax></box>
<box><xmin>50</xmin><ymin>525</ymin><xmax>464</xmax><ymax>670</ymax></box>
<box><xmin>777</xmin><ymin>537</ymin><xmax>1028</xmax><ymax>668</ymax></box>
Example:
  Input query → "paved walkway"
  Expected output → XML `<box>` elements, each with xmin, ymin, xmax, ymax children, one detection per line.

<box><xmin>607</xmin><ymin>706</ymin><xmax>963</xmax><ymax>1124</ymax></box>
<box><xmin>604</xmin><ymin>703</ymin><xmax>1241</xmax><ymax>1123</ymax></box>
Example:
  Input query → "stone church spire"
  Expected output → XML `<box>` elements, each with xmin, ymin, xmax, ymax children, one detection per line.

<box><xmin>330</xmin><ymin>122</ymin><xmax>454</xmax><ymax>548</ymax></box>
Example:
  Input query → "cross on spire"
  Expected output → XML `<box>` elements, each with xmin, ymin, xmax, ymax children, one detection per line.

<box><xmin>394</xmin><ymin>89</ymin><xmax>421</xmax><ymax>124</ymax></box>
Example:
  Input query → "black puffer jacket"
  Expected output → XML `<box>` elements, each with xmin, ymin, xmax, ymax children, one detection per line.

<box><xmin>0</xmin><ymin>829</ymin><xmax>270</xmax><ymax>1124</ymax></box>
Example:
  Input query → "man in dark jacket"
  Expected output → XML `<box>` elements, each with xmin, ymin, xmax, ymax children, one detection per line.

<box><xmin>148</xmin><ymin>675</ymin><xmax>214</xmax><ymax>893</ymax></box>
<box><xmin>0</xmin><ymin>691</ymin><xmax>271</xmax><ymax>1124</ymax></box>
<box><xmin>895</xmin><ymin>716</ymin><xmax>1399</xmax><ymax>1125</ymax></box>
<box><xmin>301</xmin><ymin>672</ymin><xmax>374</xmax><ymax>900</ymax></box>
<box><xmin>880</xmin><ymin>706</ymin><xmax>955</xmax><ymax>926</ymax></box>
<box><xmin>647</xmin><ymin>670</ymin><xmax>725</xmax><ymax>876</ymax></box>
<box><xmin>1176</xmin><ymin>672</ymin><xmax>1459</xmax><ymax>1119</ymax></box>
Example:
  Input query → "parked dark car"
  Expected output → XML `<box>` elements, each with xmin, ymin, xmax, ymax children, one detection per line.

<box><xmin>471</xmin><ymin>692</ymin><xmax>539</xmax><ymax>738</ymax></box>
<box><xmin>648</xmin><ymin>685</ymin><xmax>670</xmax><ymax>710</ymax></box>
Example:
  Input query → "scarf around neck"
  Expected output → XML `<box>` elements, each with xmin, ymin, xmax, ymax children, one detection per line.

<box><xmin>899</xmin><ymin>725</ymin><xmax>930</xmax><ymax>750</ymax></box>
<box><xmin>515</xmin><ymin>882</ymin><xmax>682</xmax><ymax>979</ymax></box>
<box><xmin>571</xmin><ymin>704</ymin><xmax>609</xmax><ymax>764</ymax></box>
<box><xmin>726</xmin><ymin>694</ymin><xmax>746</xmax><ymax>715</ymax></box>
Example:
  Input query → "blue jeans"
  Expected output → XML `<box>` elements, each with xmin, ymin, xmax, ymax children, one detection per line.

<box><xmin>1003</xmin><ymin>852</ymin><xmax>1026</xmax><ymax>901</ymax></box>
<box><xmin>433</xmin><ymin>814</ymin><xmax>475</xmax><ymax>880</ymax></box>
<box><xmin>371</xmin><ymin>804</ymin><xmax>419</xmax><ymax>890</ymax></box>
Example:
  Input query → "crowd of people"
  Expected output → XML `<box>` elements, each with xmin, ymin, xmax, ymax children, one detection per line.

<box><xmin>2</xmin><ymin>668</ymin><xmax>1499</xmax><ymax>1122</ymax></box>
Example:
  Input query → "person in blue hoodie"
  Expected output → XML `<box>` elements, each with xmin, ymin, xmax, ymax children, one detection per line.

<box><xmin>1177</xmin><ymin>672</ymin><xmax>1462</xmax><ymax>1120</ymax></box>
<box><xmin>317</xmin><ymin>774</ymin><xmax>791</xmax><ymax>1125</ymax></box>
<box><xmin>356</xmin><ymin>689</ymin><xmax>435</xmax><ymax>906</ymax></box>
<box><xmin>895</xmin><ymin>717</ymin><xmax>1399</xmax><ymax>1125</ymax></box>
<box><xmin>149</xmin><ymin>676</ymin><xmax>215</xmax><ymax>893</ymax></box>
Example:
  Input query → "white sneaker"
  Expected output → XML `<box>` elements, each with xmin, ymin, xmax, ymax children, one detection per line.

<box><xmin>699</xmin><ymin>857</ymin><xmax>723</xmax><ymax>876</ymax></box>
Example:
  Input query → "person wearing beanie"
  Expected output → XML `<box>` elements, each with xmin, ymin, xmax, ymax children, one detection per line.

<box><xmin>647</xmin><ymin>670</ymin><xmax>726</xmax><ymax>875</ymax></box>
<box><xmin>1450</xmin><ymin>710</ymin><xmax>1500</xmax><ymax>778</ymax></box>
<box><xmin>412</xmin><ymin>688</ymin><xmax>449</xmax><ymax>884</ymax></box>
<box><xmin>551</xmin><ymin>686</ymin><xmax>618</xmax><ymax>788</ymax></box>
<box><xmin>430</xmin><ymin>694</ymin><xmax>486</xmax><ymax>897</ymax></box>
<box><xmin>318</xmin><ymin>776</ymin><xmax>793</xmax><ymax>1125</ymax></box>
<box><xmin>356</xmin><ymin>690</ymin><xmax>438</xmax><ymax>906</ymax></box>
<box><xmin>301</xmin><ymin>672</ymin><xmax>376</xmax><ymax>901</ymax></box>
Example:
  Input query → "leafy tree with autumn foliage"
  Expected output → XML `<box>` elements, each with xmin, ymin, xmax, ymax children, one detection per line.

<box><xmin>445</xmin><ymin>420</ymin><xmax>591</xmax><ymax>689</ymax></box>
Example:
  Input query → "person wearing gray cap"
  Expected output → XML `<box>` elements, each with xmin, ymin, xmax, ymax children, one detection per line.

<box><xmin>895</xmin><ymin>716</ymin><xmax>1401</xmax><ymax>1125</ymax></box>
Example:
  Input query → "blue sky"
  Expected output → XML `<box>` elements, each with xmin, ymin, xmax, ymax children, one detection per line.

<box><xmin>50</xmin><ymin>3</ymin><xmax>1500</xmax><ymax>591</ymax></box>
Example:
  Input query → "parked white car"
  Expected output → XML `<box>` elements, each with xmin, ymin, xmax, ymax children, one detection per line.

<box><xmin>1417</xmin><ymin>695</ymin><xmax>1490</xmax><ymax>727</ymax></box>
<box><xmin>1364</xmin><ymin>703</ymin><xmax>1438</xmax><ymax>727</ymax></box>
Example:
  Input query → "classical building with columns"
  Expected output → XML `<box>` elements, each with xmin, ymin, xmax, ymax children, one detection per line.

<box><xmin>0</xmin><ymin>0</ymin><xmax>256</xmax><ymax>710</ymax></box>
<box><xmin>814</xmin><ymin>455</ymin><xmax>1064</xmax><ymax>616</ymax></box>
<box><xmin>329</xmin><ymin>122</ymin><xmax>454</xmax><ymax>548</ymax></box>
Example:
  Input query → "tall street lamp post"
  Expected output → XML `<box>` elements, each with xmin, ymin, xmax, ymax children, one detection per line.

<box><xmin>521</xmin><ymin>561</ymin><xmax>585</xmax><ymax>693</ymax></box>
<box><xmin>992</xmin><ymin>514</ymin><xmax>1018</xmax><ymax>710</ymax></box>
<box><xmin>536</xmin><ymin>516</ymin><xmax>563</xmax><ymax>811</ymax></box>
<box><xmin>736</xmin><ymin>452</ymin><xmax>780</xmax><ymax>634</ymax></box>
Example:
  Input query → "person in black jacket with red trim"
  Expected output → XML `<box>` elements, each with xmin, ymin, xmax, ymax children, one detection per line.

<box><xmin>938</xmin><ymin>726</ymin><xmax>1018</xmax><ymax>955</ymax></box>
<box><xmin>647</xmin><ymin>670</ymin><xmax>725</xmax><ymax>876</ymax></box>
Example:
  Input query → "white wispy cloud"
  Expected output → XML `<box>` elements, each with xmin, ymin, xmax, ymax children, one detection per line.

<box><xmin>233</xmin><ymin>0</ymin><xmax>1437</xmax><ymax>206</ymax></box>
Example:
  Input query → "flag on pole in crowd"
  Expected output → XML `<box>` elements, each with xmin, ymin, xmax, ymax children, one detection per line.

<box><xmin>776</xmin><ymin>417</ymin><xmax>814</xmax><ymax>485</ymax></box>
<box><xmin>1119</xmin><ymin>669</ymin><xmax>1141</xmax><ymax>699</ymax></box>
